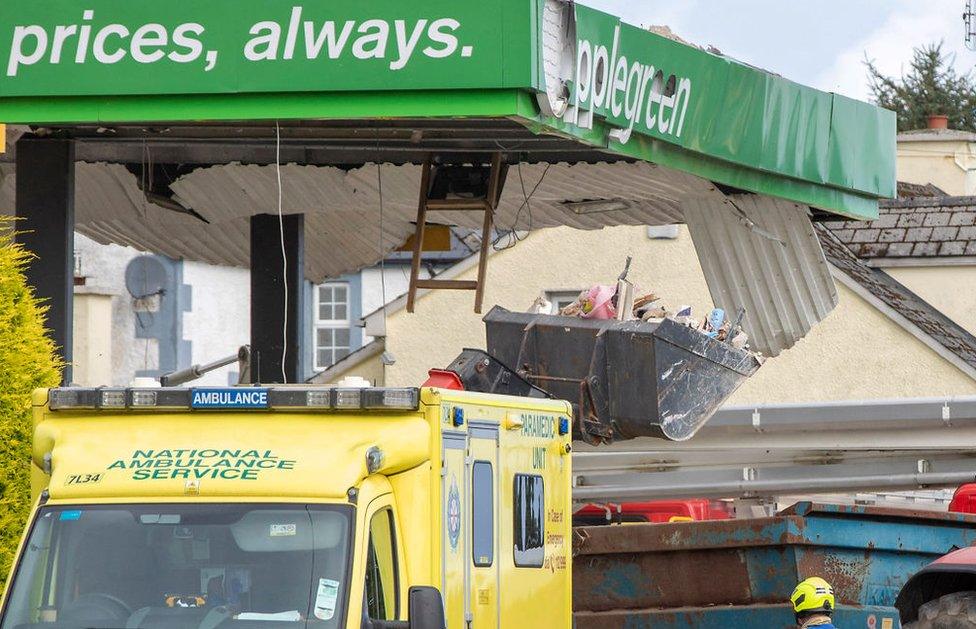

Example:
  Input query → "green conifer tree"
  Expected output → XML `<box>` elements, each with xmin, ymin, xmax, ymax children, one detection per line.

<box><xmin>867</xmin><ymin>42</ymin><xmax>976</xmax><ymax>132</ymax></box>
<box><xmin>0</xmin><ymin>218</ymin><xmax>61</xmax><ymax>588</ymax></box>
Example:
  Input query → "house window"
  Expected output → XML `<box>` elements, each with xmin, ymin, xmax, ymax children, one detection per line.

<box><xmin>318</xmin><ymin>283</ymin><xmax>349</xmax><ymax>323</ymax></box>
<box><xmin>545</xmin><ymin>291</ymin><xmax>581</xmax><ymax>315</ymax></box>
<box><xmin>315</xmin><ymin>283</ymin><xmax>351</xmax><ymax>369</ymax></box>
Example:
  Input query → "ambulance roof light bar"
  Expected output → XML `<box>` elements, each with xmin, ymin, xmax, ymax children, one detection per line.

<box><xmin>47</xmin><ymin>386</ymin><xmax>420</xmax><ymax>412</ymax></box>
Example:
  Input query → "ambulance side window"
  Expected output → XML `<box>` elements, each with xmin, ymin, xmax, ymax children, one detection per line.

<box><xmin>513</xmin><ymin>474</ymin><xmax>545</xmax><ymax>567</ymax></box>
<box><xmin>365</xmin><ymin>508</ymin><xmax>399</xmax><ymax>621</ymax></box>
<box><xmin>471</xmin><ymin>461</ymin><xmax>494</xmax><ymax>567</ymax></box>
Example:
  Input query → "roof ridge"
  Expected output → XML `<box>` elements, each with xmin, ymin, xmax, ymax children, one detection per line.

<box><xmin>815</xmin><ymin>224</ymin><xmax>976</xmax><ymax>374</ymax></box>
<box><xmin>881</xmin><ymin>196</ymin><xmax>976</xmax><ymax>209</ymax></box>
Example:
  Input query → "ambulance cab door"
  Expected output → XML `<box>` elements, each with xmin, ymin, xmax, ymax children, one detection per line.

<box><xmin>361</xmin><ymin>494</ymin><xmax>403</xmax><ymax>627</ymax></box>
<box><xmin>467</xmin><ymin>421</ymin><xmax>499</xmax><ymax>629</ymax></box>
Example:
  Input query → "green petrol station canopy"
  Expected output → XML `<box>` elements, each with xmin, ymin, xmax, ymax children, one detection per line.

<box><xmin>0</xmin><ymin>0</ymin><xmax>900</xmax><ymax>361</ymax></box>
<box><xmin>0</xmin><ymin>0</ymin><xmax>895</xmax><ymax>220</ymax></box>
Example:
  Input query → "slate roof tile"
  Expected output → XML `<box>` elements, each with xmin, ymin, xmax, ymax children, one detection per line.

<box><xmin>939</xmin><ymin>241</ymin><xmax>967</xmax><ymax>256</ymax></box>
<box><xmin>879</xmin><ymin>228</ymin><xmax>905</xmax><ymax>242</ymax></box>
<box><xmin>932</xmin><ymin>226</ymin><xmax>960</xmax><ymax>241</ymax></box>
<box><xmin>823</xmin><ymin>190</ymin><xmax>976</xmax><ymax>259</ymax></box>
<box><xmin>950</xmin><ymin>212</ymin><xmax>976</xmax><ymax>226</ymax></box>
<box><xmin>816</xmin><ymin>225</ymin><xmax>976</xmax><ymax>371</ymax></box>
<box><xmin>897</xmin><ymin>214</ymin><xmax>925</xmax><ymax>228</ymax></box>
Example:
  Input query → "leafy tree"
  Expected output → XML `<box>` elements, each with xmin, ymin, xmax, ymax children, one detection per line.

<box><xmin>0</xmin><ymin>218</ymin><xmax>61</xmax><ymax>588</ymax></box>
<box><xmin>866</xmin><ymin>42</ymin><xmax>976</xmax><ymax>132</ymax></box>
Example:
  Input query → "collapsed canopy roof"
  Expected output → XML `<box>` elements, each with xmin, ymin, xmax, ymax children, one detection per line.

<box><xmin>0</xmin><ymin>0</ymin><xmax>895</xmax><ymax>356</ymax></box>
<box><xmin>0</xmin><ymin>0</ymin><xmax>894</xmax><ymax>217</ymax></box>
<box><xmin>0</xmin><ymin>156</ymin><xmax>706</xmax><ymax>280</ymax></box>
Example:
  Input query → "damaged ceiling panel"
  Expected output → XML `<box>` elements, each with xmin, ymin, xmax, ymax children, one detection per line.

<box><xmin>0</xmin><ymin>162</ymin><xmax>417</xmax><ymax>280</ymax></box>
<box><xmin>169</xmin><ymin>160</ymin><xmax>707</xmax><ymax>234</ymax></box>
<box><xmin>682</xmin><ymin>194</ymin><xmax>838</xmax><ymax>357</ymax></box>
<box><xmin>0</xmin><ymin>160</ymin><xmax>711</xmax><ymax>281</ymax></box>
<box><xmin>1</xmin><ymin>157</ymin><xmax>837</xmax><ymax>357</ymax></box>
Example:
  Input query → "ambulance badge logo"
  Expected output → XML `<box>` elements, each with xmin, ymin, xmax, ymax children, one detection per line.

<box><xmin>447</xmin><ymin>477</ymin><xmax>461</xmax><ymax>551</ymax></box>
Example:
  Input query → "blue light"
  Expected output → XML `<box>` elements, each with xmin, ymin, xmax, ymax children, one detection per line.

<box><xmin>59</xmin><ymin>510</ymin><xmax>82</xmax><ymax>521</ymax></box>
<box><xmin>558</xmin><ymin>417</ymin><xmax>570</xmax><ymax>436</ymax></box>
<box><xmin>452</xmin><ymin>407</ymin><xmax>464</xmax><ymax>427</ymax></box>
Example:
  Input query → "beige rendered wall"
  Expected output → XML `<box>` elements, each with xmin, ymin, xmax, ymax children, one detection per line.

<box><xmin>384</xmin><ymin>225</ymin><xmax>713</xmax><ymax>387</ymax></box>
<box><xmin>728</xmin><ymin>278</ymin><xmax>976</xmax><ymax>403</ymax></box>
<box><xmin>885</xmin><ymin>265</ymin><xmax>976</xmax><ymax>336</ymax></box>
<box><xmin>380</xmin><ymin>225</ymin><xmax>976</xmax><ymax>402</ymax></box>
<box><xmin>325</xmin><ymin>351</ymin><xmax>386</xmax><ymax>386</ymax></box>
<box><xmin>71</xmin><ymin>288</ymin><xmax>114</xmax><ymax>386</ymax></box>
<box><xmin>897</xmin><ymin>139</ymin><xmax>972</xmax><ymax>195</ymax></box>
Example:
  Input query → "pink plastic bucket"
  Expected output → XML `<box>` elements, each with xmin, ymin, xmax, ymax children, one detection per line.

<box><xmin>580</xmin><ymin>285</ymin><xmax>616</xmax><ymax>320</ymax></box>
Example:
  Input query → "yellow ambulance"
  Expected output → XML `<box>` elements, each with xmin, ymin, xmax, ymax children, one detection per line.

<box><xmin>0</xmin><ymin>385</ymin><xmax>573</xmax><ymax>629</ymax></box>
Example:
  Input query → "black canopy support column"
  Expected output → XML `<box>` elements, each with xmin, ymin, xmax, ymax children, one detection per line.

<box><xmin>16</xmin><ymin>137</ymin><xmax>75</xmax><ymax>384</ymax></box>
<box><xmin>250</xmin><ymin>213</ymin><xmax>304</xmax><ymax>383</ymax></box>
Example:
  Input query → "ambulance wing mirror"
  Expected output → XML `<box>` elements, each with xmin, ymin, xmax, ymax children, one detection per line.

<box><xmin>408</xmin><ymin>586</ymin><xmax>445</xmax><ymax>629</ymax></box>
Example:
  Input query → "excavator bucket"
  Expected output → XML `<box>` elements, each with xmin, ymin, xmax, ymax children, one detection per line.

<box><xmin>481</xmin><ymin>306</ymin><xmax>761</xmax><ymax>443</ymax></box>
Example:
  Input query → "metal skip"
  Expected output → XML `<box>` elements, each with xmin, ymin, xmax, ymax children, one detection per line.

<box><xmin>572</xmin><ymin>502</ymin><xmax>976</xmax><ymax>628</ymax></box>
<box><xmin>483</xmin><ymin>307</ymin><xmax>760</xmax><ymax>442</ymax></box>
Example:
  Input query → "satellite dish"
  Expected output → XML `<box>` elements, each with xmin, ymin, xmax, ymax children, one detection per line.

<box><xmin>125</xmin><ymin>255</ymin><xmax>168</xmax><ymax>299</ymax></box>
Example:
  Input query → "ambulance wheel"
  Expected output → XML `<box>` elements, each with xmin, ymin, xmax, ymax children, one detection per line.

<box><xmin>906</xmin><ymin>591</ymin><xmax>976</xmax><ymax>628</ymax></box>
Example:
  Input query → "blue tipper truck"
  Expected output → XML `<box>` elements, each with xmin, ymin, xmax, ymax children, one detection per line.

<box><xmin>571</xmin><ymin>502</ymin><xmax>976</xmax><ymax>628</ymax></box>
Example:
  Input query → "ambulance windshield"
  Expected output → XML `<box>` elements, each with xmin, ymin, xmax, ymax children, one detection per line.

<box><xmin>0</xmin><ymin>504</ymin><xmax>353</xmax><ymax>629</ymax></box>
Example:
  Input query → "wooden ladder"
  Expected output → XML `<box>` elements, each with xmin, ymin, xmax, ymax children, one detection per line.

<box><xmin>406</xmin><ymin>153</ymin><xmax>505</xmax><ymax>314</ymax></box>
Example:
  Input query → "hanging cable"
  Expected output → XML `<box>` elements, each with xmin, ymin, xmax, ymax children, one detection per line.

<box><xmin>275</xmin><ymin>120</ymin><xmax>288</xmax><ymax>383</ymax></box>
<box><xmin>514</xmin><ymin>162</ymin><xmax>539</xmax><ymax>232</ymax></box>
<box><xmin>140</xmin><ymin>140</ymin><xmax>148</xmax><ymax>218</ymax></box>
<box><xmin>373</xmin><ymin>130</ymin><xmax>391</xmax><ymax>333</ymax></box>
<box><xmin>376</xmin><ymin>162</ymin><xmax>389</xmax><ymax>323</ymax></box>
<box><xmin>493</xmin><ymin>162</ymin><xmax>550</xmax><ymax>251</ymax></box>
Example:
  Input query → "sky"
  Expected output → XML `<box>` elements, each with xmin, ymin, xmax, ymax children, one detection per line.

<box><xmin>585</xmin><ymin>0</ymin><xmax>976</xmax><ymax>103</ymax></box>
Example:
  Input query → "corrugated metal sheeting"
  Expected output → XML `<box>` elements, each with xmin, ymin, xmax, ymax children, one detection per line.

<box><xmin>683</xmin><ymin>194</ymin><xmax>838</xmax><ymax>356</ymax></box>
<box><xmin>0</xmin><ymin>162</ymin><xmax>416</xmax><ymax>280</ymax></box>
<box><xmin>0</xmin><ymin>160</ymin><xmax>837</xmax><ymax>354</ymax></box>
<box><xmin>0</xmin><ymin>160</ymin><xmax>704</xmax><ymax>280</ymax></box>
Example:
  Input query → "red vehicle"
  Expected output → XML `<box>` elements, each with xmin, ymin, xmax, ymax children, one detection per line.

<box><xmin>950</xmin><ymin>484</ymin><xmax>976</xmax><ymax>514</ymax></box>
<box><xmin>897</xmin><ymin>546</ymin><xmax>976</xmax><ymax>627</ymax></box>
<box><xmin>893</xmin><ymin>486</ymin><xmax>976</xmax><ymax>627</ymax></box>
<box><xmin>572</xmin><ymin>499</ymin><xmax>732</xmax><ymax>526</ymax></box>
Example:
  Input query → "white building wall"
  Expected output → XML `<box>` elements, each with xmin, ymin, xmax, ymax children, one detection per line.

<box><xmin>74</xmin><ymin>234</ymin><xmax>149</xmax><ymax>385</ymax></box>
<box><xmin>358</xmin><ymin>265</ymin><xmax>432</xmax><ymax>345</ymax></box>
<box><xmin>75</xmin><ymin>233</ymin><xmax>251</xmax><ymax>387</ymax></box>
<box><xmin>71</xmin><ymin>289</ymin><xmax>114</xmax><ymax>386</ymax></box>
<box><xmin>182</xmin><ymin>261</ymin><xmax>250</xmax><ymax>386</ymax></box>
<box><xmin>360</xmin><ymin>266</ymin><xmax>416</xmax><ymax>319</ymax></box>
